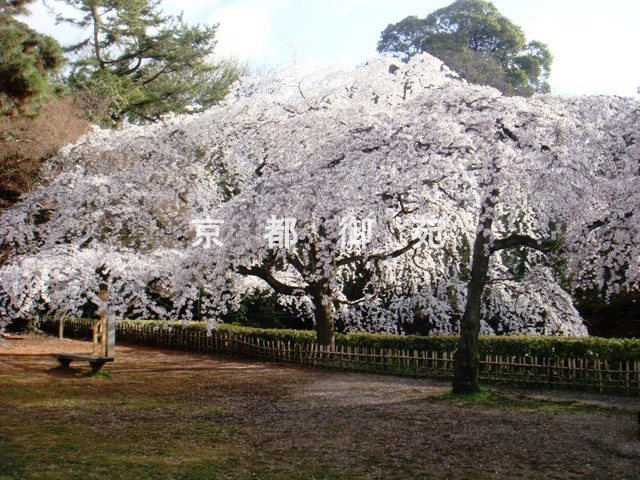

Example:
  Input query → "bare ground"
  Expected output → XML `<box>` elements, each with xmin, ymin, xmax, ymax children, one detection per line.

<box><xmin>0</xmin><ymin>334</ymin><xmax>639</xmax><ymax>479</ymax></box>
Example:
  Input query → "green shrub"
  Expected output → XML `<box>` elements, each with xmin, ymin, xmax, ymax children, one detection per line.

<box><xmin>222</xmin><ymin>289</ymin><xmax>282</xmax><ymax>329</ymax></box>
<box><xmin>46</xmin><ymin>317</ymin><xmax>640</xmax><ymax>362</ymax></box>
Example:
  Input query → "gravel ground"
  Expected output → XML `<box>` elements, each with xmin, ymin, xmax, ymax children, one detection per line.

<box><xmin>1</xmin><ymin>334</ymin><xmax>639</xmax><ymax>479</ymax></box>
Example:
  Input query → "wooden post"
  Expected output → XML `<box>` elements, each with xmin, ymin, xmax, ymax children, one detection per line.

<box><xmin>95</xmin><ymin>287</ymin><xmax>115</xmax><ymax>358</ymax></box>
<box><xmin>58</xmin><ymin>317</ymin><xmax>64</xmax><ymax>339</ymax></box>
<box><xmin>92</xmin><ymin>319</ymin><xmax>102</xmax><ymax>355</ymax></box>
<box><xmin>104</xmin><ymin>315</ymin><xmax>116</xmax><ymax>358</ymax></box>
<box><xmin>626</xmin><ymin>361</ymin><xmax>630</xmax><ymax>395</ymax></box>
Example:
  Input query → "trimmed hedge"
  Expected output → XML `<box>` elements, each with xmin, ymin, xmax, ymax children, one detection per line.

<box><xmin>51</xmin><ymin>318</ymin><xmax>640</xmax><ymax>363</ymax></box>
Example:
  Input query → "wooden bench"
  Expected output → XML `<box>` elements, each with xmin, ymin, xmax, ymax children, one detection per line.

<box><xmin>53</xmin><ymin>353</ymin><xmax>114</xmax><ymax>372</ymax></box>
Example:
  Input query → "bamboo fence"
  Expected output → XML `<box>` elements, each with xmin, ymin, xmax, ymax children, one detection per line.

<box><xmin>42</xmin><ymin>317</ymin><xmax>640</xmax><ymax>395</ymax></box>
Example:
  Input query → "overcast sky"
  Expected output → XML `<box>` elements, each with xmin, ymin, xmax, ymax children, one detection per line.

<box><xmin>22</xmin><ymin>0</ymin><xmax>640</xmax><ymax>97</ymax></box>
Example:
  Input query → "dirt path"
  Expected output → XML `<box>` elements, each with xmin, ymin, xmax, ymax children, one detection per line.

<box><xmin>1</xmin><ymin>335</ymin><xmax>639</xmax><ymax>479</ymax></box>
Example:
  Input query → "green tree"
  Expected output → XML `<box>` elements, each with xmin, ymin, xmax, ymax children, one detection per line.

<box><xmin>57</xmin><ymin>0</ymin><xmax>242</xmax><ymax>124</ymax></box>
<box><xmin>0</xmin><ymin>0</ymin><xmax>64</xmax><ymax>115</ymax></box>
<box><xmin>1</xmin><ymin>0</ymin><xmax>33</xmax><ymax>16</ymax></box>
<box><xmin>377</xmin><ymin>0</ymin><xmax>552</xmax><ymax>96</ymax></box>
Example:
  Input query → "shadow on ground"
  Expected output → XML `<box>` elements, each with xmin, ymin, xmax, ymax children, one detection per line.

<box><xmin>1</xmin><ymin>335</ymin><xmax>638</xmax><ymax>480</ymax></box>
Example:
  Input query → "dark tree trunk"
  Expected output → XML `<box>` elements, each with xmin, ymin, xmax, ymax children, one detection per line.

<box><xmin>453</xmin><ymin>167</ymin><xmax>499</xmax><ymax>393</ymax></box>
<box><xmin>453</xmin><ymin>229</ymin><xmax>491</xmax><ymax>393</ymax></box>
<box><xmin>237</xmin><ymin>262</ymin><xmax>336</xmax><ymax>346</ymax></box>
<box><xmin>310</xmin><ymin>286</ymin><xmax>335</xmax><ymax>346</ymax></box>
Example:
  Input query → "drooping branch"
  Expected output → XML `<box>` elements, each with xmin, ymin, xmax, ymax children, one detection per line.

<box><xmin>236</xmin><ymin>265</ymin><xmax>305</xmax><ymax>296</ymax></box>
<box><xmin>141</xmin><ymin>63</ymin><xmax>172</xmax><ymax>86</ymax></box>
<box><xmin>490</xmin><ymin>234</ymin><xmax>560</xmax><ymax>253</ymax></box>
<box><xmin>336</xmin><ymin>237</ymin><xmax>421</xmax><ymax>267</ymax></box>
<box><xmin>585</xmin><ymin>210</ymin><xmax>635</xmax><ymax>233</ymax></box>
<box><xmin>285</xmin><ymin>252</ymin><xmax>307</xmax><ymax>277</ymax></box>
<box><xmin>117</xmin><ymin>57</ymin><xmax>143</xmax><ymax>77</ymax></box>
<box><xmin>334</xmin><ymin>295</ymin><xmax>369</xmax><ymax>305</ymax></box>
<box><xmin>104</xmin><ymin>39</ymin><xmax>163</xmax><ymax>67</ymax></box>
<box><xmin>394</xmin><ymin>192</ymin><xmax>419</xmax><ymax>217</ymax></box>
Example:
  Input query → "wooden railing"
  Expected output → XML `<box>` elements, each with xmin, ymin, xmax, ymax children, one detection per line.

<box><xmin>41</xmin><ymin>318</ymin><xmax>640</xmax><ymax>395</ymax></box>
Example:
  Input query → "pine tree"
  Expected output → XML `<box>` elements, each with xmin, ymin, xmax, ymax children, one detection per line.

<box><xmin>0</xmin><ymin>0</ymin><xmax>64</xmax><ymax>115</ymax></box>
<box><xmin>58</xmin><ymin>0</ymin><xmax>242</xmax><ymax>124</ymax></box>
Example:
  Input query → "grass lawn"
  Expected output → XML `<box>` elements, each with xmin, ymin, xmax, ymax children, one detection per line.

<box><xmin>1</xmin><ymin>335</ymin><xmax>639</xmax><ymax>479</ymax></box>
